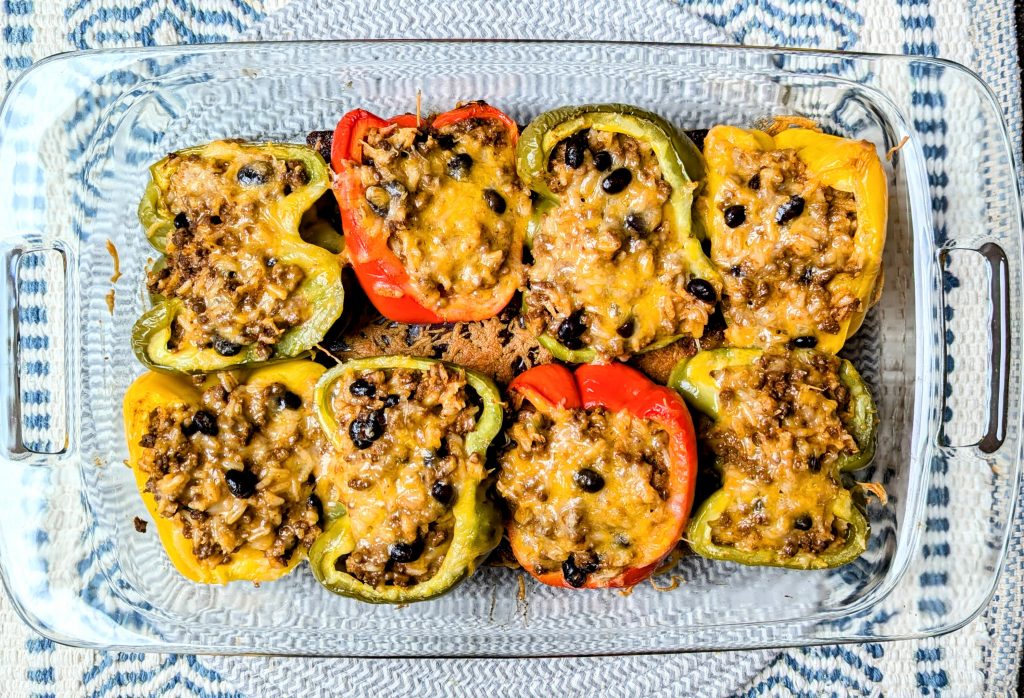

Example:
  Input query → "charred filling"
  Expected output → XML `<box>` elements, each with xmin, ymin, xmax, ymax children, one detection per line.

<box><xmin>319</xmin><ymin>364</ymin><xmax>480</xmax><ymax>588</ymax></box>
<box><xmin>497</xmin><ymin>400</ymin><xmax>673</xmax><ymax>587</ymax></box>
<box><xmin>710</xmin><ymin>146</ymin><xmax>862</xmax><ymax>346</ymax></box>
<box><xmin>526</xmin><ymin>128</ymin><xmax>713</xmax><ymax>359</ymax></box>
<box><xmin>147</xmin><ymin>151</ymin><xmax>313</xmax><ymax>361</ymax></box>
<box><xmin>136</xmin><ymin>376</ymin><xmax>324</xmax><ymax>568</ymax></box>
<box><xmin>355</xmin><ymin>116</ymin><xmax>527</xmax><ymax>311</ymax></box>
<box><xmin>704</xmin><ymin>350</ymin><xmax>861</xmax><ymax>558</ymax></box>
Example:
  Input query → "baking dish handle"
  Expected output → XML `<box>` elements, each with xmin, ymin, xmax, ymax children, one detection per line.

<box><xmin>1</xmin><ymin>243</ymin><xmax>68</xmax><ymax>460</ymax></box>
<box><xmin>938</xmin><ymin>243</ymin><xmax>1011</xmax><ymax>453</ymax></box>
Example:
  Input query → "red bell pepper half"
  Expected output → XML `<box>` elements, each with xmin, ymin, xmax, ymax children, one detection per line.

<box><xmin>506</xmin><ymin>363</ymin><xmax>698</xmax><ymax>589</ymax></box>
<box><xmin>330</xmin><ymin>103</ymin><xmax>522</xmax><ymax>323</ymax></box>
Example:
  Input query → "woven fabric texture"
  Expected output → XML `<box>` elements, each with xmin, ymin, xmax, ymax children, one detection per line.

<box><xmin>0</xmin><ymin>0</ymin><xmax>1019</xmax><ymax>696</ymax></box>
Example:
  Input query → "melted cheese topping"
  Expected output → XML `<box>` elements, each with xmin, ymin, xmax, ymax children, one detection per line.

<box><xmin>498</xmin><ymin>400</ymin><xmax>674</xmax><ymax>586</ymax></box>
<box><xmin>149</xmin><ymin>150</ymin><xmax>312</xmax><ymax>360</ymax></box>
<box><xmin>704</xmin><ymin>141</ymin><xmax>862</xmax><ymax>347</ymax></box>
<box><xmin>704</xmin><ymin>350</ymin><xmax>860</xmax><ymax>557</ymax></box>
<box><xmin>317</xmin><ymin>364</ymin><xmax>481</xmax><ymax>588</ymax></box>
<box><xmin>356</xmin><ymin>118</ymin><xmax>527</xmax><ymax>311</ymax></box>
<box><xmin>527</xmin><ymin>129</ymin><xmax>713</xmax><ymax>359</ymax></box>
<box><xmin>136</xmin><ymin>377</ymin><xmax>325</xmax><ymax>567</ymax></box>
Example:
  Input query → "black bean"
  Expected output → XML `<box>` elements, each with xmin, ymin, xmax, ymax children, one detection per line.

<box><xmin>266</xmin><ymin>257</ymin><xmax>277</xmax><ymax>267</ymax></box>
<box><xmin>436</xmin><ymin>134</ymin><xmax>456</xmax><ymax>150</ymax></box>
<box><xmin>687</xmin><ymin>278</ymin><xmax>717</xmax><ymax>304</ymax></box>
<box><xmin>173</xmin><ymin>212</ymin><xmax>189</xmax><ymax>229</ymax></box>
<box><xmin>723</xmin><ymin>204</ymin><xmax>746</xmax><ymax>228</ymax></box>
<box><xmin>307</xmin><ymin>492</ymin><xmax>322</xmax><ymax>517</ymax></box>
<box><xmin>794</xmin><ymin>514</ymin><xmax>813</xmax><ymax>531</ymax></box>
<box><xmin>776</xmin><ymin>195</ymin><xmax>805</xmax><ymax>224</ymax></box>
<box><xmin>412</xmin><ymin>131</ymin><xmax>428</xmax><ymax>146</ymax></box>
<box><xmin>191</xmin><ymin>410</ymin><xmax>218</xmax><ymax>436</ymax></box>
<box><xmin>212</xmin><ymin>337</ymin><xmax>243</xmax><ymax>356</ymax></box>
<box><xmin>511</xmin><ymin>356</ymin><xmax>528</xmax><ymax>376</ymax></box>
<box><xmin>624</xmin><ymin>213</ymin><xmax>646</xmax><ymax>234</ymax></box>
<box><xmin>209</xmin><ymin>215</ymin><xmax>222</xmax><ymax>225</ymax></box>
<box><xmin>389</xmin><ymin>538</ymin><xmax>424</xmax><ymax>563</ymax></box>
<box><xmin>564</xmin><ymin>133</ymin><xmax>586</xmax><ymax>169</ymax></box>
<box><xmin>277</xmin><ymin>390</ymin><xmax>302</xmax><ymax>410</ymax></box>
<box><xmin>349</xmin><ymin>378</ymin><xmax>376</xmax><ymax>397</ymax></box>
<box><xmin>349</xmin><ymin>408</ymin><xmax>385</xmax><ymax>449</ymax></box>
<box><xmin>791</xmin><ymin>335</ymin><xmax>818</xmax><ymax>349</ymax></box>
<box><xmin>807</xmin><ymin>455</ymin><xmax>822</xmax><ymax>473</ymax></box>
<box><xmin>365</xmin><ymin>185</ymin><xmax>390</xmax><ymax>217</ymax></box>
<box><xmin>616</xmin><ymin>318</ymin><xmax>635</xmax><ymax>338</ymax></box>
<box><xmin>729</xmin><ymin>265</ymin><xmax>743</xmax><ymax>277</ymax></box>
<box><xmin>447</xmin><ymin>153</ymin><xmax>473</xmax><ymax>180</ymax></box>
<box><xmin>430</xmin><ymin>481</ymin><xmax>455</xmax><ymax>506</ymax></box>
<box><xmin>748</xmin><ymin>173</ymin><xmax>761</xmax><ymax>190</ymax></box>
<box><xmin>593</xmin><ymin>150</ymin><xmax>612</xmax><ymax>171</ymax></box>
<box><xmin>237</xmin><ymin>161</ymin><xmax>272</xmax><ymax>187</ymax></box>
<box><xmin>562</xmin><ymin>553</ymin><xmax>597</xmax><ymax>588</ymax></box>
<box><xmin>573</xmin><ymin>468</ymin><xmax>605</xmax><ymax>493</ymax></box>
<box><xmin>483</xmin><ymin>189</ymin><xmax>506</xmax><ymax>214</ymax></box>
<box><xmin>556</xmin><ymin>309</ymin><xmax>587</xmax><ymax>350</ymax></box>
<box><xmin>601</xmin><ymin>168</ymin><xmax>632</xmax><ymax>194</ymax></box>
<box><xmin>225</xmin><ymin>469</ymin><xmax>257</xmax><ymax>498</ymax></box>
<box><xmin>383</xmin><ymin>394</ymin><xmax>400</xmax><ymax>408</ymax></box>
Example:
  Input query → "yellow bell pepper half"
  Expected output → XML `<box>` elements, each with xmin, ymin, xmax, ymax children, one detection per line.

<box><xmin>700</xmin><ymin>125</ymin><xmax>888</xmax><ymax>354</ymax></box>
<box><xmin>123</xmin><ymin>361</ymin><xmax>326</xmax><ymax>584</ymax></box>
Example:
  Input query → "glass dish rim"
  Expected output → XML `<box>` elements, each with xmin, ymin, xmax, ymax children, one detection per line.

<box><xmin>0</xmin><ymin>37</ymin><xmax>1019</xmax><ymax>658</ymax></box>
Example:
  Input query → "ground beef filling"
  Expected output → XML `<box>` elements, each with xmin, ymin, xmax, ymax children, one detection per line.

<box><xmin>147</xmin><ymin>151</ymin><xmax>313</xmax><ymax>361</ymax></box>
<box><xmin>704</xmin><ymin>350</ymin><xmax>861</xmax><ymax>558</ymax></box>
<box><xmin>710</xmin><ymin>146</ymin><xmax>862</xmax><ymax>347</ymax></box>
<box><xmin>497</xmin><ymin>401</ymin><xmax>673</xmax><ymax>587</ymax></box>
<box><xmin>319</xmin><ymin>364</ymin><xmax>481</xmax><ymax>588</ymax></box>
<box><xmin>356</xmin><ymin>117</ymin><xmax>527</xmax><ymax>311</ymax></box>
<box><xmin>136</xmin><ymin>377</ymin><xmax>324</xmax><ymax>567</ymax></box>
<box><xmin>526</xmin><ymin>129</ymin><xmax>713</xmax><ymax>359</ymax></box>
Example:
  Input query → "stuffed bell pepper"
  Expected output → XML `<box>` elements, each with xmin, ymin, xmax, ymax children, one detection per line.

<box><xmin>516</xmin><ymin>104</ymin><xmax>720</xmax><ymax>363</ymax></box>
<box><xmin>134</xmin><ymin>140</ymin><xmax>345</xmax><ymax>372</ymax></box>
<box><xmin>123</xmin><ymin>360</ymin><xmax>331</xmax><ymax>584</ymax></box>
<box><xmin>699</xmin><ymin>125</ymin><xmax>887</xmax><ymax>353</ymax></box>
<box><xmin>498</xmin><ymin>363</ymin><xmax>697</xmax><ymax>588</ymax></box>
<box><xmin>330</xmin><ymin>102</ymin><xmax>528</xmax><ymax>323</ymax></box>
<box><xmin>309</xmin><ymin>356</ymin><xmax>503</xmax><ymax>603</ymax></box>
<box><xmin>670</xmin><ymin>348</ymin><xmax>878</xmax><ymax>569</ymax></box>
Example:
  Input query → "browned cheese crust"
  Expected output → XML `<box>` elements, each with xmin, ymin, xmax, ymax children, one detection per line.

<box><xmin>318</xmin><ymin>363</ymin><xmax>482</xmax><ymax>587</ymax></box>
<box><xmin>526</xmin><ymin>129</ymin><xmax>712</xmax><ymax>358</ymax></box>
<box><xmin>712</xmin><ymin>147</ymin><xmax>862</xmax><ymax>345</ymax></box>
<box><xmin>705</xmin><ymin>350</ymin><xmax>861</xmax><ymax>558</ymax></box>
<box><xmin>498</xmin><ymin>398</ymin><xmax>673</xmax><ymax>583</ymax></box>
<box><xmin>135</xmin><ymin>375</ymin><xmax>325</xmax><ymax>567</ymax></box>
<box><xmin>148</xmin><ymin>151</ymin><xmax>313</xmax><ymax>359</ymax></box>
<box><xmin>355</xmin><ymin>118</ymin><xmax>528</xmax><ymax>310</ymax></box>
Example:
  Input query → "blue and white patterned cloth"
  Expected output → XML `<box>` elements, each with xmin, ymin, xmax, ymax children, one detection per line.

<box><xmin>0</xmin><ymin>0</ymin><xmax>1021</xmax><ymax>695</ymax></box>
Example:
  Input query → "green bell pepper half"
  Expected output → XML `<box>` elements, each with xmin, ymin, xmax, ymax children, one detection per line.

<box><xmin>132</xmin><ymin>140</ymin><xmax>345</xmax><ymax>373</ymax></box>
<box><xmin>516</xmin><ymin>104</ymin><xmax>715</xmax><ymax>363</ymax></box>
<box><xmin>669</xmin><ymin>348</ymin><xmax>877</xmax><ymax>569</ymax></box>
<box><xmin>308</xmin><ymin>356</ymin><xmax>503</xmax><ymax>603</ymax></box>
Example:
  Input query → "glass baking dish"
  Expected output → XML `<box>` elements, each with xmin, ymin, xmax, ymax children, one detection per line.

<box><xmin>0</xmin><ymin>40</ymin><xmax>1019</xmax><ymax>657</ymax></box>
